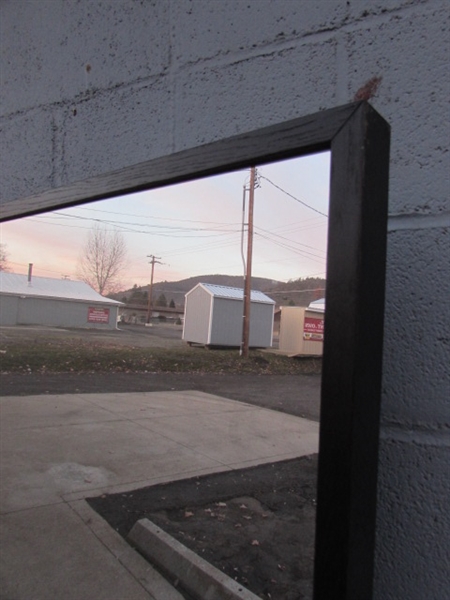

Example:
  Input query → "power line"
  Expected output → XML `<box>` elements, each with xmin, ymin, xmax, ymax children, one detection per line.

<box><xmin>162</xmin><ymin>234</ymin><xmax>241</xmax><ymax>258</ymax></box>
<box><xmin>8</xmin><ymin>260</ymin><xmax>73</xmax><ymax>275</ymax></box>
<box><xmin>6</xmin><ymin>169</ymin><xmax>329</xmax><ymax>283</ymax></box>
<box><xmin>50</xmin><ymin>212</ymin><xmax>239</xmax><ymax>235</ymax></box>
<box><xmin>254</xmin><ymin>232</ymin><xmax>325</xmax><ymax>263</ymax></box>
<box><xmin>269</xmin><ymin>219</ymin><xmax>326</xmax><ymax>236</ymax></box>
<box><xmin>30</xmin><ymin>212</ymin><xmax>325</xmax><ymax>261</ymax></box>
<box><xmin>254</xmin><ymin>225</ymin><xmax>326</xmax><ymax>255</ymax></box>
<box><xmin>29</xmin><ymin>215</ymin><xmax>240</xmax><ymax>238</ymax></box>
<box><xmin>259</xmin><ymin>173</ymin><xmax>328</xmax><ymax>218</ymax></box>
<box><xmin>74</xmin><ymin>205</ymin><xmax>240</xmax><ymax>226</ymax></box>
<box><xmin>265</xmin><ymin>287</ymin><xmax>326</xmax><ymax>294</ymax></box>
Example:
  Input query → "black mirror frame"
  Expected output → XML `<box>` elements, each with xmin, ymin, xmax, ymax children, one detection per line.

<box><xmin>0</xmin><ymin>101</ymin><xmax>390</xmax><ymax>600</ymax></box>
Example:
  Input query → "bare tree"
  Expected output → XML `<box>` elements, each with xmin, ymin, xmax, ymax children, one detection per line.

<box><xmin>0</xmin><ymin>243</ymin><xmax>10</xmax><ymax>271</ymax></box>
<box><xmin>77</xmin><ymin>225</ymin><xmax>127</xmax><ymax>295</ymax></box>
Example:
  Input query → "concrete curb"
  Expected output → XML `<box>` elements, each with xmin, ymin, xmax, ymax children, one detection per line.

<box><xmin>70</xmin><ymin>500</ymin><xmax>185</xmax><ymax>600</ymax></box>
<box><xmin>128</xmin><ymin>518</ymin><xmax>261</xmax><ymax>600</ymax></box>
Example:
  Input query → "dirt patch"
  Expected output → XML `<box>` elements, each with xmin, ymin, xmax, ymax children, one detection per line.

<box><xmin>87</xmin><ymin>455</ymin><xmax>317</xmax><ymax>600</ymax></box>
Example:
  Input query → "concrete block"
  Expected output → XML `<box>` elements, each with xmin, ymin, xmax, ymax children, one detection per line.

<box><xmin>344</xmin><ymin>4</ymin><xmax>450</xmax><ymax>214</ymax></box>
<box><xmin>175</xmin><ymin>39</ymin><xmax>337</xmax><ymax>150</ymax></box>
<box><xmin>172</xmin><ymin>0</ymin><xmax>346</xmax><ymax>64</ymax></box>
<box><xmin>61</xmin><ymin>78</ymin><xmax>172</xmax><ymax>184</ymax></box>
<box><xmin>374</xmin><ymin>437</ymin><xmax>450</xmax><ymax>600</ymax></box>
<box><xmin>0</xmin><ymin>110</ymin><xmax>54</xmax><ymax>202</ymax></box>
<box><xmin>347</xmin><ymin>0</ymin><xmax>428</xmax><ymax>19</ymax></box>
<box><xmin>381</xmin><ymin>227</ymin><xmax>450</xmax><ymax>426</ymax></box>
<box><xmin>0</xmin><ymin>0</ymin><xmax>170</xmax><ymax>115</ymax></box>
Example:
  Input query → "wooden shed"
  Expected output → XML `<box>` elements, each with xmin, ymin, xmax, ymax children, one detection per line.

<box><xmin>182</xmin><ymin>283</ymin><xmax>275</xmax><ymax>348</ymax></box>
<box><xmin>279</xmin><ymin>303</ymin><xmax>325</xmax><ymax>356</ymax></box>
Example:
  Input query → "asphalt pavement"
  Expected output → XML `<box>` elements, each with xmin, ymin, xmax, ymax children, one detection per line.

<box><xmin>0</xmin><ymin>372</ymin><xmax>321</xmax><ymax>421</ymax></box>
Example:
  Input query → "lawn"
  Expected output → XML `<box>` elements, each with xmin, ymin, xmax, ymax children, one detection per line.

<box><xmin>0</xmin><ymin>338</ymin><xmax>321</xmax><ymax>376</ymax></box>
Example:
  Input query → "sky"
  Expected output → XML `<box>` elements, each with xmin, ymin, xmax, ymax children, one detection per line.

<box><xmin>1</xmin><ymin>152</ymin><xmax>330</xmax><ymax>290</ymax></box>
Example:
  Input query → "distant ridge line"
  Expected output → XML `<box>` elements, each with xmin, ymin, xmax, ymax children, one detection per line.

<box><xmin>113</xmin><ymin>274</ymin><xmax>326</xmax><ymax>308</ymax></box>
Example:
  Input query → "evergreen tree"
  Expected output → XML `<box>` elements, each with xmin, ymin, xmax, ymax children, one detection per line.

<box><xmin>156</xmin><ymin>293</ymin><xmax>168</xmax><ymax>307</ymax></box>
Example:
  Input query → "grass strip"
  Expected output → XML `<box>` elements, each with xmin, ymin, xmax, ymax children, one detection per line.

<box><xmin>0</xmin><ymin>341</ymin><xmax>320</xmax><ymax>376</ymax></box>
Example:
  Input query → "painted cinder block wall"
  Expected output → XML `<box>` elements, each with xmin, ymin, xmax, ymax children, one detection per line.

<box><xmin>1</xmin><ymin>1</ymin><xmax>448</xmax><ymax>597</ymax></box>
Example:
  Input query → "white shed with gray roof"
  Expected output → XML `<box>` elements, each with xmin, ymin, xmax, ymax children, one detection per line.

<box><xmin>182</xmin><ymin>282</ymin><xmax>275</xmax><ymax>348</ymax></box>
<box><xmin>0</xmin><ymin>273</ymin><xmax>122</xmax><ymax>329</ymax></box>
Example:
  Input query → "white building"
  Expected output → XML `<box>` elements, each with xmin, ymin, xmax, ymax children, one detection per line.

<box><xmin>0</xmin><ymin>273</ymin><xmax>122</xmax><ymax>329</ymax></box>
<box><xmin>308</xmin><ymin>298</ymin><xmax>325</xmax><ymax>313</ymax></box>
<box><xmin>182</xmin><ymin>283</ymin><xmax>274</xmax><ymax>348</ymax></box>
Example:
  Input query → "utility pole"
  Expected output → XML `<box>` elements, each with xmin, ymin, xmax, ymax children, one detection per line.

<box><xmin>146</xmin><ymin>255</ymin><xmax>162</xmax><ymax>324</ymax></box>
<box><xmin>241</xmin><ymin>166</ymin><xmax>256</xmax><ymax>358</ymax></box>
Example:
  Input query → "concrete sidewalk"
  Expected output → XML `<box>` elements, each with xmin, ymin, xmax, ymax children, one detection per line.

<box><xmin>0</xmin><ymin>390</ymin><xmax>319</xmax><ymax>599</ymax></box>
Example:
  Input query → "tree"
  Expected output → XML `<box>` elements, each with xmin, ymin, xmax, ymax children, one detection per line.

<box><xmin>77</xmin><ymin>225</ymin><xmax>127</xmax><ymax>295</ymax></box>
<box><xmin>169</xmin><ymin>299</ymin><xmax>176</xmax><ymax>308</ymax></box>
<box><xmin>130</xmin><ymin>286</ymin><xmax>144</xmax><ymax>303</ymax></box>
<box><xmin>156</xmin><ymin>293</ymin><xmax>167</xmax><ymax>307</ymax></box>
<box><xmin>0</xmin><ymin>243</ymin><xmax>10</xmax><ymax>271</ymax></box>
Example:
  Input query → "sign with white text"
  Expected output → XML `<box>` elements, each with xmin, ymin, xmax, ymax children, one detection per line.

<box><xmin>303</xmin><ymin>316</ymin><xmax>324</xmax><ymax>342</ymax></box>
<box><xmin>88</xmin><ymin>307</ymin><xmax>110</xmax><ymax>324</ymax></box>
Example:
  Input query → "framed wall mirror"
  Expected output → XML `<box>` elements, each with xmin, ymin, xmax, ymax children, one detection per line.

<box><xmin>0</xmin><ymin>101</ymin><xmax>390</xmax><ymax>599</ymax></box>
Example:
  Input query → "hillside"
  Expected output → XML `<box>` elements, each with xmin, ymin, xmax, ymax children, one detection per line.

<box><xmin>114</xmin><ymin>274</ymin><xmax>325</xmax><ymax>308</ymax></box>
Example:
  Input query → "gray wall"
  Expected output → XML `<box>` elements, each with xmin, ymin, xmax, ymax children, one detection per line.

<box><xmin>0</xmin><ymin>295</ymin><xmax>118</xmax><ymax>329</ymax></box>
<box><xmin>209</xmin><ymin>297</ymin><xmax>273</xmax><ymax>347</ymax></box>
<box><xmin>209</xmin><ymin>297</ymin><xmax>242</xmax><ymax>346</ymax></box>
<box><xmin>0</xmin><ymin>295</ymin><xmax>19</xmax><ymax>326</ymax></box>
<box><xmin>1</xmin><ymin>2</ymin><xmax>448</xmax><ymax>597</ymax></box>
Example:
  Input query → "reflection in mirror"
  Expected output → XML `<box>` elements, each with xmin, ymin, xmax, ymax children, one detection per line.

<box><xmin>1</xmin><ymin>153</ymin><xmax>330</xmax><ymax>599</ymax></box>
<box><xmin>1</xmin><ymin>102</ymin><xmax>390</xmax><ymax>600</ymax></box>
<box><xmin>1</xmin><ymin>153</ymin><xmax>329</xmax><ymax>294</ymax></box>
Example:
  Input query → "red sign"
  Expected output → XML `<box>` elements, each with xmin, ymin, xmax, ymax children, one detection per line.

<box><xmin>88</xmin><ymin>307</ymin><xmax>110</xmax><ymax>324</ymax></box>
<box><xmin>303</xmin><ymin>316</ymin><xmax>324</xmax><ymax>342</ymax></box>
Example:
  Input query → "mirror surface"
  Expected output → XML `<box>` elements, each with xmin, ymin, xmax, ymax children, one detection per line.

<box><xmin>1</xmin><ymin>153</ymin><xmax>330</xmax><ymax>599</ymax></box>
<box><xmin>0</xmin><ymin>102</ymin><xmax>390</xmax><ymax>600</ymax></box>
<box><xmin>1</xmin><ymin>153</ymin><xmax>329</xmax><ymax>287</ymax></box>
